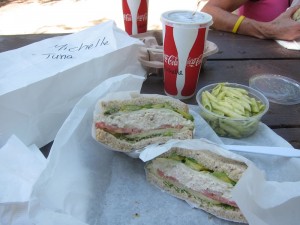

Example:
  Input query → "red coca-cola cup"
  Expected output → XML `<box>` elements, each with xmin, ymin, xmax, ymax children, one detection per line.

<box><xmin>161</xmin><ymin>10</ymin><xmax>213</xmax><ymax>99</ymax></box>
<box><xmin>122</xmin><ymin>0</ymin><xmax>148</xmax><ymax>35</ymax></box>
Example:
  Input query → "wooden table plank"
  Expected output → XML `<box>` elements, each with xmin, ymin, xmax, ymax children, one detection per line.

<box><xmin>273</xmin><ymin>128</ymin><xmax>300</xmax><ymax>149</ymax></box>
<box><xmin>207</xmin><ymin>30</ymin><xmax>300</xmax><ymax>60</ymax></box>
<box><xmin>133</xmin><ymin>30</ymin><xmax>300</xmax><ymax>60</ymax></box>
<box><xmin>0</xmin><ymin>34</ymin><xmax>64</xmax><ymax>53</ymax></box>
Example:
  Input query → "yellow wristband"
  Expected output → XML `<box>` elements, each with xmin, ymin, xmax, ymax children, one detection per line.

<box><xmin>232</xmin><ymin>15</ymin><xmax>245</xmax><ymax>34</ymax></box>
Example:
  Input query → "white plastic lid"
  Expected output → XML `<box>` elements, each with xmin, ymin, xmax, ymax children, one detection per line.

<box><xmin>161</xmin><ymin>10</ymin><xmax>213</xmax><ymax>28</ymax></box>
<box><xmin>249</xmin><ymin>74</ymin><xmax>300</xmax><ymax>105</ymax></box>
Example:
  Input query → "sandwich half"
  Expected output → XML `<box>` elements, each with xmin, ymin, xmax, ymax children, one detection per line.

<box><xmin>145</xmin><ymin>147</ymin><xmax>248</xmax><ymax>223</ymax></box>
<box><xmin>93</xmin><ymin>94</ymin><xmax>194</xmax><ymax>152</ymax></box>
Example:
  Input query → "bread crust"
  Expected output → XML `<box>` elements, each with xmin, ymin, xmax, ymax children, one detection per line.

<box><xmin>95</xmin><ymin>127</ymin><xmax>193</xmax><ymax>152</ymax></box>
<box><xmin>161</xmin><ymin>147</ymin><xmax>247</xmax><ymax>182</ymax></box>
<box><xmin>100</xmin><ymin>94</ymin><xmax>189</xmax><ymax>113</ymax></box>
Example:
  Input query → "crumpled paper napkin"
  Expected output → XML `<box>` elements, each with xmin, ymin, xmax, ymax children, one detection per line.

<box><xmin>276</xmin><ymin>39</ymin><xmax>300</xmax><ymax>50</ymax></box>
<box><xmin>0</xmin><ymin>135</ymin><xmax>47</xmax><ymax>225</ymax></box>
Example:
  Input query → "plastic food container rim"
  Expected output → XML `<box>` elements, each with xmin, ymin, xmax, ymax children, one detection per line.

<box><xmin>196</xmin><ymin>83</ymin><xmax>270</xmax><ymax>121</ymax></box>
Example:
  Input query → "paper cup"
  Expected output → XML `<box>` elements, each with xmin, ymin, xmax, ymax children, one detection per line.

<box><xmin>122</xmin><ymin>0</ymin><xmax>148</xmax><ymax>35</ymax></box>
<box><xmin>161</xmin><ymin>10</ymin><xmax>213</xmax><ymax>99</ymax></box>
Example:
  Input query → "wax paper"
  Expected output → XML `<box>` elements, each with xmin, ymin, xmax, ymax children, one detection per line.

<box><xmin>23</xmin><ymin>74</ymin><xmax>300</xmax><ymax>225</ymax></box>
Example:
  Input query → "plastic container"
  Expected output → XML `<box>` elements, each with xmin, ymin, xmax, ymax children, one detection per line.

<box><xmin>196</xmin><ymin>83</ymin><xmax>269</xmax><ymax>139</ymax></box>
<box><xmin>249</xmin><ymin>74</ymin><xmax>300</xmax><ymax>105</ymax></box>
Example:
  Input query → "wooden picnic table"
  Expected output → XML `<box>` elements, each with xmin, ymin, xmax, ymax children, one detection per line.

<box><xmin>0</xmin><ymin>29</ymin><xmax>299</xmax><ymax>156</ymax></box>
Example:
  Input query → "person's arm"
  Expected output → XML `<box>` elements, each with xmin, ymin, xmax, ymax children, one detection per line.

<box><xmin>202</xmin><ymin>0</ymin><xmax>300</xmax><ymax>41</ymax></box>
<box><xmin>202</xmin><ymin>0</ymin><xmax>247</xmax><ymax>32</ymax></box>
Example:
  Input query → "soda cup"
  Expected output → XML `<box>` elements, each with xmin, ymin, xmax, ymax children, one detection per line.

<box><xmin>122</xmin><ymin>0</ymin><xmax>148</xmax><ymax>35</ymax></box>
<box><xmin>161</xmin><ymin>10</ymin><xmax>213</xmax><ymax>99</ymax></box>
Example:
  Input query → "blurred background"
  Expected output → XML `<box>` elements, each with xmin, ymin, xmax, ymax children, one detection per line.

<box><xmin>0</xmin><ymin>0</ymin><xmax>208</xmax><ymax>35</ymax></box>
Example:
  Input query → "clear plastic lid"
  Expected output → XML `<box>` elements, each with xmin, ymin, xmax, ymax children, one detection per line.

<box><xmin>249</xmin><ymin>74</ymin><xmax>300</xmax><ymax>105</ymax></box>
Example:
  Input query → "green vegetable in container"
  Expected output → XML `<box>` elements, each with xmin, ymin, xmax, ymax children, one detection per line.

<box><xmin>200</xmin><ymin>83</ymin><xmax>266</xmax><ymax>138</ymax></box>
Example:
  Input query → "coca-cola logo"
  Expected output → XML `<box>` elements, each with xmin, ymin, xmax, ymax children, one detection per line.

<box><xmin>123</xmin><ymin>13</ymin><xmax>147</xmax><ymax>22</ymax></box>
<box><xmin>123</xmin><ymin>13</ymin><xmax>132</xmax><ymax>21</ymax></box>
<box><xmin>186</xmin><ymin>55</ymin><xmax>202</xmax><ymax>67</ymax></box>
<box><xmin>137</xmin><ymin>13</ymin><xmax>147</xmax><ymax>22</ymax></box>
<box><xmin>164</xmin><ymin>54</ymin><xmax>202</xmax><ymax>67</ymax></box>
<box><xmin>164</xmin><ymin>54</ymin><xmax>178</xmax><ymax>66</ymax></box>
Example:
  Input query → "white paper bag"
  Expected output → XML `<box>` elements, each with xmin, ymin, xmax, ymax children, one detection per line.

<box><xmin>0</xmin><ymin>20</ymin><xmax>146</xmax><ymax>148</ymax></box>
